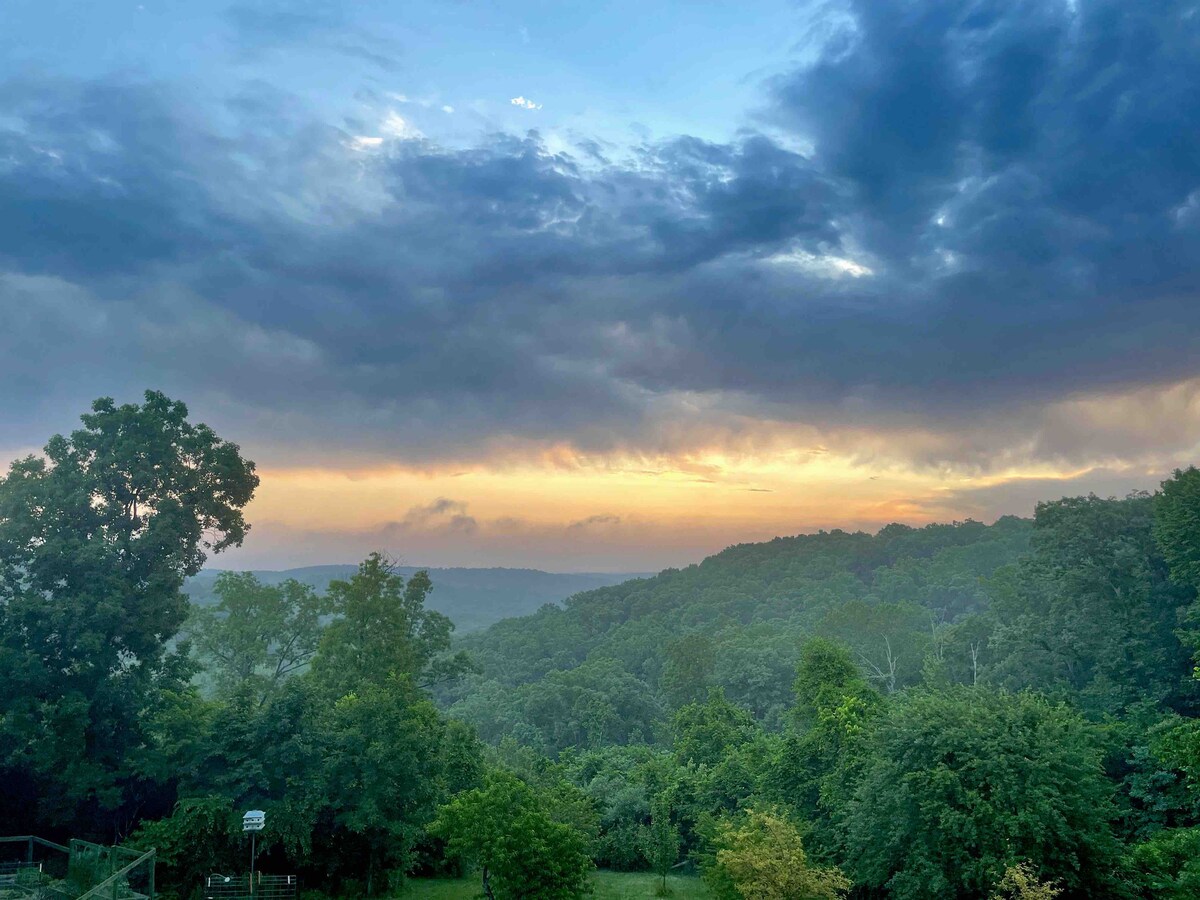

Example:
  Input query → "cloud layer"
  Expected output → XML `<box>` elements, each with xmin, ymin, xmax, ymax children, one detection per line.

<box><xmin>2</xmin><ymin>0</ymin><xmax>1199</xmax><ymax>566</ymax></box>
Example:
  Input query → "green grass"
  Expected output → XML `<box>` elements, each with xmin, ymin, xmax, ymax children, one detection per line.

<box><xmin>591</xmin><ymin>870</ymin><xmax>709</xmax><ymax>898</ymax></box>
<box><xmin>399</xmin><ymin>870</ymin><xmax>709</xmax><ymax>899</ymax></box>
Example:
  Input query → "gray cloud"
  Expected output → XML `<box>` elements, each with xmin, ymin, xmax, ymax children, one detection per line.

<box><xmin>567</xmin><ymin>514</ymin><xmax>622</xmax><ymax>531</ymax></box>
<box><xmin>2</xmin><ymin>0</ymin><xmax>1200</xmax><ymax>475</ymax></box>
<box><xmin>393</xmin><ymin>498</ymin><xmax>479</xmax><ymax>534</ymax></box>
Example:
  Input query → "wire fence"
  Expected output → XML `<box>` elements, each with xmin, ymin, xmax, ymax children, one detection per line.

<box><xmin>202</xmin><ymin>874</ymin><xmax>298</xmax><ymax>900</ymax></box>
<box><xmin>0</xmin><ymin>839</ymin><xmax>154</xmax><ymax>900</ymax></box>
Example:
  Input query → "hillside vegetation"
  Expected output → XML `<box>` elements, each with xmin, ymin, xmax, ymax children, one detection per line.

<box><xmin>185</xmin><ymin>565</ymin><xmax>644</xmax><ymax>633</ymax></box>
<box><xmin>445</xmin><ymin>516</ymin><xmax>1034</xmax><ymax>741</ymax></box>
<box><xmin>7</xmin><ymin>394</ymin><xmax>1200</xmax><ymax>900</ymax></box>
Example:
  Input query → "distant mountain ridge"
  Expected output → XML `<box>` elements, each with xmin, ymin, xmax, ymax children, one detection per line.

<box><xmin>184</xmin><ymin>564</ymin><xmax>652</xmax><ymax>633</ymax></box>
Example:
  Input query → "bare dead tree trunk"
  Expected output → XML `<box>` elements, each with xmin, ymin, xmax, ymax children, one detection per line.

<box><xmin>859</xmin><ymin>637</ymin><xmax>900</xmax><ymax>693</ymax></box>
<box><xmin>929</xmin><ymin>615</ymin><xmax>946</xmax><ymax>663</ymax></box>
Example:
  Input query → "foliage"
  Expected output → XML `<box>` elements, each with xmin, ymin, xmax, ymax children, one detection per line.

<box><xmin>703</xmin><ymin>808</ymin><xmax>849</xmax><ymax>900</ymax></box>
<box><xmin>766</xmin><ymin>638</ymin><xmax>880</xmax><ymax>847</ymax></box>
<box><xmin>429</xmin><ymin>771</ymin><xmax>594</xmax><ymax>900</ymax></box>
<box><xmin>986</xmin><ymin>494</ymin><xmax>1197</xmax><ymax>716</ymax></box>
<box><xmin>316</xmin><ymin>677</ymin><xmax>449</xmax><ymax>891</ymax></box>
<box><xmin>312</xmin><ymin>553</ymin><xmax>474</xmax><ymax>693</ymax></box>
<box><xmin>1155</xmin><ymin>467</ymin><xmax>1200</xmax><ymax>594</ymax></box>
<box><xmin>672</xmin><ymin>691</ymin><xmax>757</xmax><ymax>768</ymax></box>
<box><xmin>0</xmin><ymin>391</ymin><xmax>257</xmax><ymax>835</ymax></box>
<box><xmin>397</xmin><ymin>870</ymin><xmax>710</xmax><ymax>899</ymax></box>
<box><xmin>129</xmin><ymin>797</ymin><xmax>244</xmax><ymax>897</ymax></box>
<box><xmin>516</xmin><ymin>658</ymin><xmax>663</xmax><ymax>753</ymax></box>
<box><xmin>449</xmin><ymin>517</ymin><xmax>1032</xmax><ymax>748</ymax></box>
<box><xmin>988</xmin><ymin>862</ymin><xmax>1062</xmax><ymax>900</ymax></box>
<box><xmin>661</xmin><ymin>634</ymin><xmax>716</xmax><ymax>709</ymax></box>
<box><xmin>841</xmin><ymin>688</ymin><xmax>1126</xmax><ymax>899</ymax></box>
<box><xmin>191</xmin><ymin>573</ymin><xmax>332</xmax><ymax>702</ymax></box>
<box><xmin>640</xmin><ymin>795</ymin><xmax>680</xmax><ymax>896</ymax></box>
<box><xmin>1125</xmin><ymin>827</ymin><xmax>1200</xmax><ymax>900</ymax></box>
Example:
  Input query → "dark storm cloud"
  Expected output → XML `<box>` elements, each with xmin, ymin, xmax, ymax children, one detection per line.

<box><xmin>2</xmin><ymin>0</ymin><xmax>1200</xmax><ymax>465</ymax></box>
<box><xmin>0</xmin><ymin>79</ymin><xmax>228</xmax><ymax>277</ymax></box>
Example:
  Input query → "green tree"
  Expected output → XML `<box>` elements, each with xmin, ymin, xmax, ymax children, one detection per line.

<box><xmin>310</xmin><ymin>553</ymin><xmax>472</xmax><ymax>694</ymax></box>
<box><xmin>1155</xmin><ymin>467</ymin><xmax>1200</xmax><ymax>594</ymax></box>
<box><xmin>1126</xmin><ymin>827</ymin><xmax>1200</xmax><ymax>900</ymax></box>
<box><xmin>0</xmin><ymin>391</ymin><xmax>257</xmax><ymax>834</ymax></box>
<box><xmin>316</xmin><ymin>676</ymin><xmax>448</xmax><ymax>893</ymax></box>
<box><xmin>987</xmin><ymin>494</ymin><xmax>1195</xmax><ymax>715</ymax></box>
<box><xmin>769</xmin><ymin>638</ymin><xmax>880</xmax><ymax>835</ymax></box>
<box><xmin>842</xmin><ymin>687</ymin><xmax>1126</xmax><ymax>900</ymax></box>
<box><xmin>640</xmin><ymin>794</ymin><xmax>680</xmax><ymax>896</ymax></box>
<box><xmin>129</xmin><ymin>797</ymin><xmax>244</xmax><ymax>898</ymax></box>
<box><xmin>520</xmin><ymin>658</ymin><xmax>662</xmax><ymax>753</ymax></box>
<box><xmin>672</xmin><ymin>689</ymin><xmax>757</xmax><ymax>767</ymax></box>
<box><xmin>989</xmin><ymin>862</ymin><xmax>1062</xmax><ymax>900</ymax></box>
<box><xmin>192</xmin><ymin>573</ymin><xmax>332</xmax><ymax>702</ymax></box>
<box><xmin>661</xmin><ymin>633</ymin><xmax>716</xmax><ymax>709</ymax></box>
<box><xmin>429</xmin><ymin>771</ymin><xmax>593</xmax><ymax>900</ymax></box>
<box><xmin>704</xmin><ymin>807</ymin><xmax>849</xmax><ymax>900</ymax></box>
<box><xmin>791</xmin><ymin>637</ymin><xmax>877</xmax><ymax>731</ymax></box>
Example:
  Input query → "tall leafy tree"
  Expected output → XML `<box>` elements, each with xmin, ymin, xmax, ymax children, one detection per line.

<box><xmin>661</xmin><ymin>633</ymin><xmax>716</xmax><ymax>709</ymax></box>
<box><xmin>770</xmin><ymin>638</ymin><xmax>880</xmax><ymax>851</ymax></box>
<box><xmin>987</xmin><ymin>494</ymin><xmax>1196</xmax><ymax>715</ymax></box>
<box><xmin>430</xmin><ymin>771</ymin><xmax>593</xmax><ymax>900</ymax></box>
<box><xmin>192</xmin><ymin>572</ymin><xmax>332</xmax><ymax>702</ymax></box>
<box><xmin>310</xmin><ymin>553</ymin><xmax>472</xmax><ymax>694</ymax></box>
<box><xmin>704</xmin><ymin>807</ymin><xmax>850</xmax><ymax>900</ymax></box>
<box><xmin>1155</xmin><ymin>467</ymin><xmax>1200</xmax><ymax>594</ymax></box>
<box><xmin>315</xmin><ymin>677</ymin><xmax>448</xmax><ymax>893</ymax></box>
<box><xmin>0</xmin><ymin>391</ymin><xmax>257</xmax><ymax>835</ymax></box>
<box><xmin>841</xmin><ymin>687</ymin><xmax>1127</xmax><ymax>900</ymax></box>
<box><xmin>640</xmin><ymin>794</ymin><xmax>680</xmax><ymax>896</ymax></box>
<box><xmin>672</xmin><ymin>689</ymin><xmax>757</xmax><ymax>768</ymax></box>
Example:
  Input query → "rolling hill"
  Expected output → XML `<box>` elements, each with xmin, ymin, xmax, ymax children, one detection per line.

<box><xmin>184</xmin><ymin>564</ymin><xmax>650</xmax><ymax>633</ymax></box>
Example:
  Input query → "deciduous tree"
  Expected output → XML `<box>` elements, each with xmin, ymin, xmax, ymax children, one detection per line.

<box><xmin>704</xmin><ymin>807</ymin><xmax>849</xmax><ymax>900</ymax></box>
<box><xmin>640</xmin><ymin>794</ymin><xmax>680</xmax><ymax>896</ymax></box>
<box><xmin>842</xmin><ymin>688</ymin><xmax>1125</xmax><ymax>900</ymax></box>
<box><xmin>192</xmin><ymin>573</ymin><xmax>331</xmax><ymax>702</ymax></box>
<box><xmin>429</xmin><ymin>771</ymin><xmax>593</xmax><ymax>900</ymax></box>
<box><xmin>0</xmin><ymin>391</ymin><xmax>257</xmax><ymax>834</ymax></box>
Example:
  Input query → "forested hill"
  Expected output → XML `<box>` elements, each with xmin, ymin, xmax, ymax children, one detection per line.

<box><xmin>185</xmin><ymin>565</ymin><xmax>647</xmax><ymax>633</ymax></box>
<box><xmin>445</xmin><ymin>516</ymin><xmax>1035</xmax><ymax>740</ymax></box>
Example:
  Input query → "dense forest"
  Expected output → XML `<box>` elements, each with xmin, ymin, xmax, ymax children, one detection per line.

<box><xmin>5</xmin><ymin>393</ymin><xmax>1200</xmax><ymax>899</ymax></box>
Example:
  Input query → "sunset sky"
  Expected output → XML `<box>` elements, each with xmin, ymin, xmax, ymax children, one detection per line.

<box><xmin>2</xmin><ymin>1</ymin><xmax>1199</xmax><ymax>571</ymax></box>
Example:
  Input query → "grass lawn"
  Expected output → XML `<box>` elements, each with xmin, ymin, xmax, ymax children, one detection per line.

<box><xmin>399</xmin><ymin>870</ymin><xmax>709</xmax><ymax>898</ymax></box>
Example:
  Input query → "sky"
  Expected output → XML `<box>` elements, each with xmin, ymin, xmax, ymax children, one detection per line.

<box><xmin>2</xmin><ymin>0</ymin><xmax>1199</xmax><ymax>572</ymax></box>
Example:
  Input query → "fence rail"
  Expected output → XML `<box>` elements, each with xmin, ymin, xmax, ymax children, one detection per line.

<box><xmin>74</xmin><ymin>849</ymin><xmax>155</xmax><ymax>900</ymax></box>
